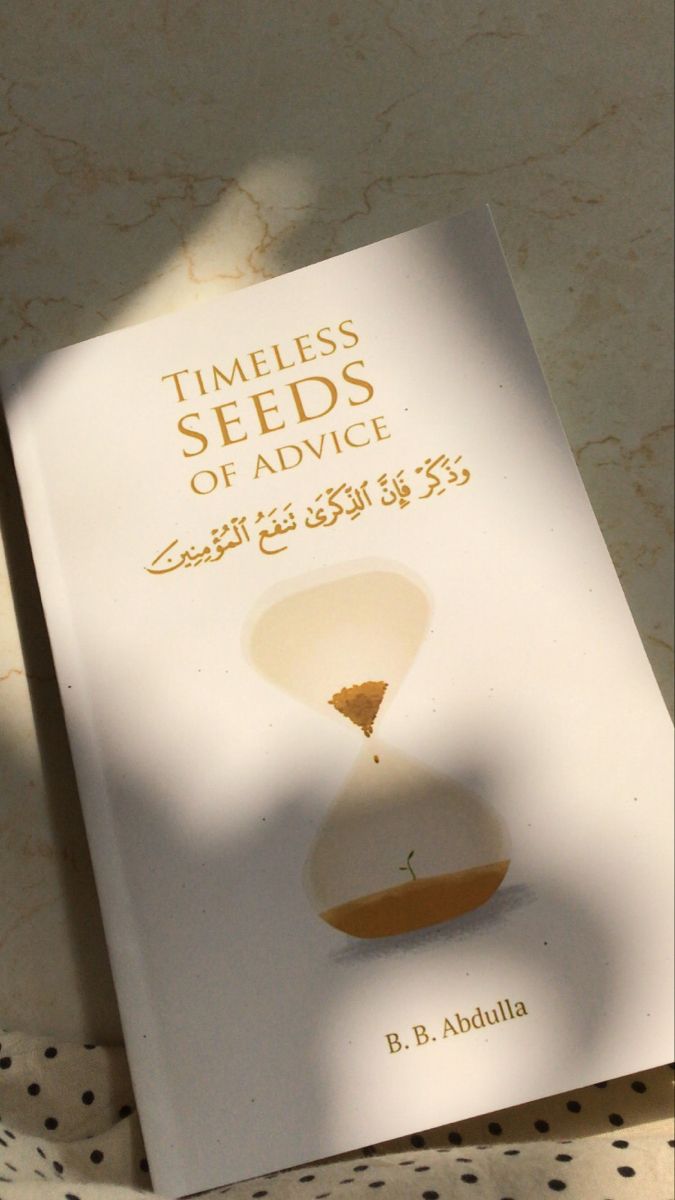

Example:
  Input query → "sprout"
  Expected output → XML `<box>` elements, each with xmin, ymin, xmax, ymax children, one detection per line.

<box><xmin>399</xmin><ymin>850</ymin><xmax>416</xmax><ymax>881</ymax></box>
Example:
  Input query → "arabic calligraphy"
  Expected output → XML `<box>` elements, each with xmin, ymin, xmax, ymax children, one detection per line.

<box><xmin>145</xmin><ymin>451</ymin><xmax>471</xmax><ymax>575</ymax></box>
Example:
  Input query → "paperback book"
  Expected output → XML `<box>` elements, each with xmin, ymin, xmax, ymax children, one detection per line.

<box><xmin>2</xmin><ymin>208</ymin><xmax>673</xmax><ymax>1197</ymax></box>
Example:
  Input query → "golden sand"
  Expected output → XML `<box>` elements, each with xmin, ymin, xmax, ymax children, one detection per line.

<box><xmin>320</xmin><ymin>859</ymin><xmax>510</xmax><ymax>938</ymax></box>
<box><xmin>328</xmin><ymin>680</ymin><xmax>388</xmax><ymax>738</ymax></box>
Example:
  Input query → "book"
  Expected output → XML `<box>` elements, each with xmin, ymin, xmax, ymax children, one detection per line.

<box><xmin>2</xmin><ymin>207</ymin><xmax>672</xmax><ymax>1198</ymax></box>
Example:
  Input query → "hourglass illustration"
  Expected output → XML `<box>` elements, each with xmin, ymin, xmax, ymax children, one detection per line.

<box><xmin>246</xmin><ymin>562</ymin><xmax>510</xmax><ymax>938</ymax></box>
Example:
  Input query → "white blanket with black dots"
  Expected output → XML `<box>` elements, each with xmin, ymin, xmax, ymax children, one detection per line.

<box><xmin>0</xmin><ymin>1032</ymin><xmax>672</xmax><ymax>1199</ymax></box>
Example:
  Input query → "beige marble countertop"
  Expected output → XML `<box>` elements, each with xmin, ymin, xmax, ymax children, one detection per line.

<box><xmin>0</xmin><ymin>1</ymin><xmax>672</xmax><ymax>1044</ymax></box>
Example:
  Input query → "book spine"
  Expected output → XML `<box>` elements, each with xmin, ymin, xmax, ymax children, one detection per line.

<box><xmin>1</xmin><ymin>366</ymin><xmax>184</xmax><ymax>1179</ymax></box>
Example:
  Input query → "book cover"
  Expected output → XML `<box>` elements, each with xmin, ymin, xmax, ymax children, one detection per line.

<box><xmin>2</xmin><ymin>208</ymin><xmax>673</xmax><ymax>1198</ymax></box>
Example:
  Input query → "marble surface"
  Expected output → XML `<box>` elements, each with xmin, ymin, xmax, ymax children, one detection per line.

<box><xmin>0</xmin><ymin>1</ymin><xmax>672</xmax><ymax>1043</ymax></box>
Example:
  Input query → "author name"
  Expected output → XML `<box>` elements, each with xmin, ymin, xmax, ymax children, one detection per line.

<box><xmin>385</xmin><ymin>997</ymin><xmax>528</xmax><ymax>1054</ymax></box>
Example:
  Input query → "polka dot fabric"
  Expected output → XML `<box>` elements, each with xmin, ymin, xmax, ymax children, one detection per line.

<box><xmin>0</xmin><ymin>1030</ymin><xmax>672</xmax><ymax>1199</ymax></box>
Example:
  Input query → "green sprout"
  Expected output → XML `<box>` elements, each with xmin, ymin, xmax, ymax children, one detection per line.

<box><xmin>399</xmin><ymin>850</ymin><xmax>416</xmax><ymax>881</ymax></box>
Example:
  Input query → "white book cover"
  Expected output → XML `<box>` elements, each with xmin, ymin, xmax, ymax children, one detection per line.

<box><xmin>2</xmin><ymin>208</ymin><xmax>673</xmax><ymax>1198</ymax></box>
